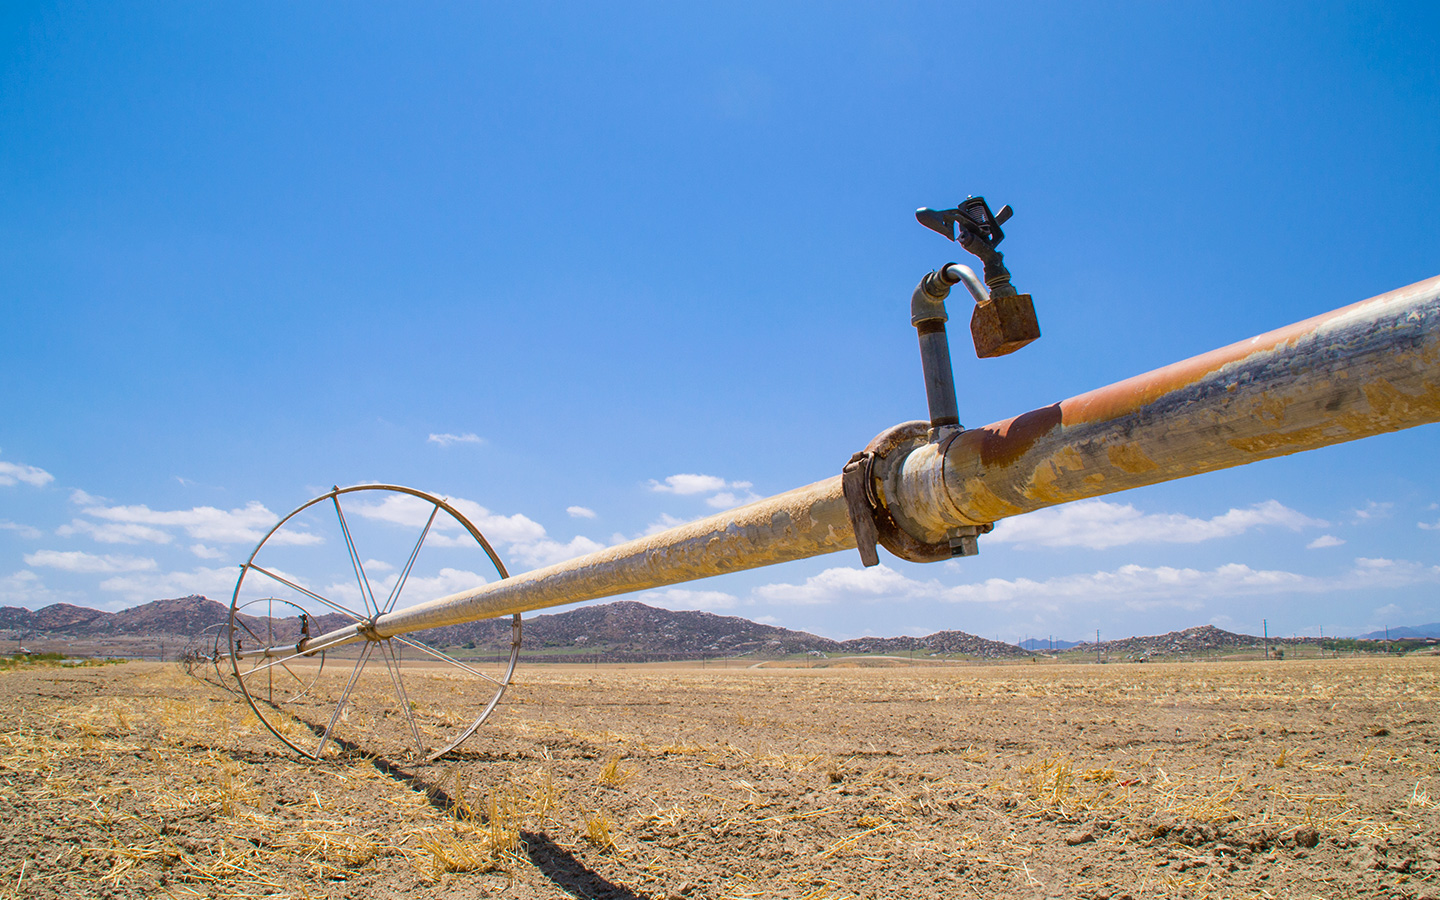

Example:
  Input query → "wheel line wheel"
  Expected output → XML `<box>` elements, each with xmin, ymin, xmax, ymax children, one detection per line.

<box><xmin>229</xmin><ymin>484</ymin><xmax>521</xmax><ymax>762</ymax></box>
<box><xmin>182</xmin><ymin>622</ymin><xmax>235</xmax><ymax>694</ymax></box>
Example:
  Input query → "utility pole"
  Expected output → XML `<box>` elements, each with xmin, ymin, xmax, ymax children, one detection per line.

<box><xmin>1263</xmin><ymin>619</ymin><xmax>1269</xmax><ymax>660</ymax></box>
<box><xmin>1096</xmin><ymin>629</ymin><xmax>1101</xmax><ymax>664</ymax></box>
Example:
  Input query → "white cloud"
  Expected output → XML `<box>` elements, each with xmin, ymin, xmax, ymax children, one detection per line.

<box><xmin>0</xmin><ymin>459</ymin><xmax>54</xmax><ymax>488</ymax></box>
<box><xmin>990</xmin><ymin>499</ymin><xmax>1325</xmax><ymax>550</ymax></box>
<box><xmin>393</xmin><ymin>568</ymin><xmax>492</xmax><ymax>602</ymax></box>
<box><xmin>0</xmin><ymin>520</ymin><xmax>43</xmax><ymax>540</ymax></box>
<box><xmin>507</xmin><ymin>535</ymin><xmax>607</xmax><ymax>569</ymax></box>
<box><xmin>1307</xmin><ymin>534</ymin><xmax>1345</xmax><ymax>549</ymax></box>
<box><xmin>24</xmin><ymin>550</ymin><xmax>158</xmax><ymax>574</ymax></box>
<box><xmin>650</xmin><ymin>474</ymin><xmax>731</xmax><ymax>495</ymax></box>
<box><xmin>635</xmin><ymin>588</ymin><xmax>739</xmax><ymax>611</ymax></box>
<box><xmin>190</xmin><ymin>544</ymin><xmax>225</xmax><ymax>560</ymax></box>
<box><xmin>1419</xmin><ymin>520</ymin><xmax>1440</xmax><ymax>531</ymax></box>
<box><xmin>76</xmin><ymin>500</ymin><xmax>320</xmax><ymax>546</ymax></box>
<box><xmin>567</xmin><ymin>506</ymin><xmax>597</xmax><ymax>519</ymax></box>
<box><xmin>99</xmin><ymin>566</ymin><xmax>240</xmax><ymax>605</ymax></box>
<box><xmin>755</xmin><ymin>564</ymin><xmax>921</xmax><ymax>605</ymax></box>
<box><xmin>325</xmin><ymin>567</ymin><xmax>492</xmax><ymax>611</ymax></box>
<box><xmin>56</xmin><ymin>518</ymin><xmax>174</xmax><ymax>545</ymax></box>
<box><xmin>705</xmin><ymin>490</ymin><xmax>762</xmax><ymax>510</ymax></box>
<box><xmin>648</xmin><ymin>473</ymin><xmax>762</xmax><ymax>508</ymax></box>
<box><xmin>935</xmin><ymin>563</ymin><xmax>1303</xmax><ymax>609</ymax></box>
<box><xmin>347</xmin><ymin>492</ymin><xmax>601</xmax><ymax>570</ymax></box>
<box><xmin>639</xmin><ymin>513</ymin><xmax>689</xmax><ymax>538</ymax></box>
<box><xmin>1372</xmin><ymin>603</ymin><xmax>1402</xmax><ymax>620</ymax></box>
<box><xmin>348</xmin><ymin>493</ymin><xmax>446</xmax><ymax>528</ymax></box>
<box><xmin>69</xmin><ymin>489</ymin><xmax>104</xmax><ymax>505</ymax></box>
<box><xmin>751</xmin><ymin>557</ymin><xmax>1440</xmax><ymax>612</ymax></box>
<box><xmin>428</xmin><ymin>432</ymin><xmax>485</xmax><ymax>448</ymax></box>
<box><xmin>1354</xmin><ymin>501</ymin><xmax>1393</xmax><ymax>522</ymax></box>
<box><xmin>0</xmin><ymin>570</ymin><xmax>84</xmax><ymax>609</ymax></box>
<box><xmin>350</xmin><ymin>493</ymin><xmax>548</xmax><ymax>545</ymax></box>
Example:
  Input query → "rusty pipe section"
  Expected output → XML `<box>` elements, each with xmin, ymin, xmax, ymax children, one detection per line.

<box><xmin>882</xmin><ymin>275</ymin><xmax>1440</xmax><ymax>542</ymax></box>
<box><xmin>366</xmin><ymin>478</ymin><xmax>854</xmax><ymax>637</ymax></box>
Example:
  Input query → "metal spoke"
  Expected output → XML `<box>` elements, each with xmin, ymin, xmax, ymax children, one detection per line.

<box><xmin>317</xmin><ymin>644</ymin><xmax>374</xmax><ymax>759</ymax></box>
<box><xmin>383</xmin><ymin>504</ymin><xmax>438</xmax><ymax>614</ymax></box>
<box><xmin>277</xmin><ymin>661</ymin><xmax>308</xmax><ymax>688</ymax></box>
<box><xmin>391</xmin><ymin>634</ymin><xmax>503</xmax><ymax>685</ymax></box>
<box><xmin>246</xmin><ymin>564</ymin><xmax>365</xmax><ymax>622</ymax></box>
<box><xmin>377</xmin><ymin>640</ymin><xmax>425</xmax><ymax>757</ymax></box>
<box><xmin>267</xmin><ymin>598</ymin><xmax>275</xmax><ymax>701</ymax></box>
<box><xmin>333</xmin><ymin>494</ymin><xmax>377</xmax><ymax>617</ymax></box>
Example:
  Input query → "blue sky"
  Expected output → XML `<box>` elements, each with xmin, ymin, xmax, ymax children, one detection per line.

<box><xmin>2</xmin><ymin>2</ymin><xmax>1438</xmax><ymax>643</ymax></box>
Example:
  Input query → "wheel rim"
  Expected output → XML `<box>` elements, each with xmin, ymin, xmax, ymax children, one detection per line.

<box><xmin>182</xmin><ymin>622</ymin><xmax>236</xmax><ymax>693</ymax></box>
<box><xmin>230</xmin><ymin>484</ymin><xmax>521</xmax><ymax>762</ymax></box>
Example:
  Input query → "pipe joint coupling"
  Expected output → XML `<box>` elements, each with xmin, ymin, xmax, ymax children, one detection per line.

<box><xmin>843</xmin><ymin>421</ymin><xmax>992</xmax><ymax>567</ymax></box>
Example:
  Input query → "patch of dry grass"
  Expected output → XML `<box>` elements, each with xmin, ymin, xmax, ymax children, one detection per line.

<box><xmin>583</xmin><ymin>812</ymin><xmax>621</xmax><ymax>852</ymax></box>
<box><xmin>597</xmin><ymin>755</ymin><xmax>632</xmax><ymax>787</ymax></box>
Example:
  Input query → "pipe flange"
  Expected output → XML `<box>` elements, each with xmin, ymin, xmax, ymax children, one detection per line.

<box><xmin>866</xmin><ymin>422</ymin><xmax>953</xmax><ymax>563</ymax></box>
<box><xmin>844</xmin><ymin>421</ymin><xmax>993</xmax><ymax>565</ymax></box>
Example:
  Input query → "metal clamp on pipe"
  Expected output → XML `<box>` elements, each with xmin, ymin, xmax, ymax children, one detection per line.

<box><xmin>843</xmin><ymin>421</ymin><xmax>993</xmax><ymax>566</ymax></box>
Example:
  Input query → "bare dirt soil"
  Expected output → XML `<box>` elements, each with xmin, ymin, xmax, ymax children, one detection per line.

<box><xmin>0</xmin><ymin>656</ymin><xmax>1436</xmax><ymax>899</ymax></box>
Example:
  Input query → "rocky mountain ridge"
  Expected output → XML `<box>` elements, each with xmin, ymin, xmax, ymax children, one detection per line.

<box><xmin>1071</xmin><ymin>624</ymin><xmax>1322</xmax><ymax>658</ymax></box>
<box><xmin>0</xmin><ymin>596</ymin><xmax>1408</xmax><ymax>660</ymax></box>
<box><xmin>1</xmin><ymin>595</ymin><xmax>1033</xmax><ymax>658</ymax></box>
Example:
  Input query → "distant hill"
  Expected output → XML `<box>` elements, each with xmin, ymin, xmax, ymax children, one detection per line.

<box><xmin>0</xmin><ymin>596</ymin><xmax>228</xmax><ymax>637</ymax></box>
<box><xmin>1076</xmin><ymin>624</ymin><xmax>1259</xmax><ymax>656</ymax></box>
<box><xmin>838</xmin><ymin>631</ymin><xmax>1028</xmax><ymax>658</ymax></box>
<box><xmin>0</xmin><ymin>595</ymin><xmax>1029</xmax><ymax>660</ymax></box>
<box><xmin>0</xmin><ymin>595</ymin><xmax>320</xmax><ymax>643</ymax></box>
<box><xmin>420</xmin><ymin>600</ymin><xmax>1030</xmax><ymax>660</ymax></box>
<box><xmin>414</xmin><ymin>600</ymin><xmax>834</xmax><ymax>656</ymax></box>
<box><xmin>1070</xmin><ymin>624</ymin><xmax>1338</xmax><ymax>657</ymax></box>
<box><xmin>8</xmin><ymin>596</ymin><xmax>1434</xmax><ymax>661</ymax></box>
<box><xmin>1020</xmin><ymin>637</ymin><xmax>1080</xmax><ymax>651</ymax></box>
<box><xmin>1353</xmin><ymin>623</ymin><xmax>1440</xmax><ymax>640</ymax></box>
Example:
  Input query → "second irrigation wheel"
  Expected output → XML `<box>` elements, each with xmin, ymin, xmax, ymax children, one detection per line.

<box><xmin>229</xmin><ymin>484</ymin><xmax>521</xmax><ymax>762</ymax></box>
<box><xmin>182</xmin><ymin>621</ymin><xmax>236</xmax><ymax>692</ymax></box>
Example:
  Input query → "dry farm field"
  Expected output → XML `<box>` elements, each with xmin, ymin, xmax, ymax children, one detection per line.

<box><xmin>0</xmin><ymin>655</ymin><xmax>1436</xmax><ymax>899</ymax></box>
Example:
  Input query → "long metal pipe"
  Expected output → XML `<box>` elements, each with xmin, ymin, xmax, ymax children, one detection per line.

<box><xmin>373</xmin><ymin>477</ymin><xmax>854</xmax><ymax>637</ymax></box>
<box><xmin>288</xmin><ymin>273</ymin><xmax>1440</xmax><ymax>649</ymax></box>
